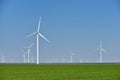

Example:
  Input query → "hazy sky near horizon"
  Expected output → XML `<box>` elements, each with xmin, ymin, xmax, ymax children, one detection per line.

<box><xmin>0</xmin><ymin>0</ymin><xmax>120</xmax><ymax>63</ymax></box>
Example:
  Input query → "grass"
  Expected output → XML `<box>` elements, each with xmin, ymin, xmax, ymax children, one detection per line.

<box><xmin>0</xmin><ymin>63</ymin><xmax>120</xmax><ymax>80</ymax></box>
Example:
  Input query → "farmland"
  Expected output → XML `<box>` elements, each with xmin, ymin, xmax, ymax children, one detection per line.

<box><xmin>0</xmin><ymin>63</ymin><xmax>120</xmax><ymax>80</ymax></box>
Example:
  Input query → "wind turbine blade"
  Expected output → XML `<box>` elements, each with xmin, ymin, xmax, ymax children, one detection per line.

<box><xmin>25</xmin><ymin>32</ymin><xmax>36</xmax><ymax>38</ymax></box>
<box><xmin>29</xmin><ymin>43</ymin><xmax>34</xmax><ymax>48</ymax></box>
<box><xmin>39</xmin><ymin>33</ymin><xmax>50</xmax><ymax>43</ymax></box>
<box><xmin>95</xmin><ymin>47</ymin><xmax>101</xmax><ymax>52</ymax></box>
<box><xmin>102</xmin><ymin>48</ymin><xmax>106</xmax><ymax>52</ymax></box>
<box><xmin>22</xmin><ymin>48</ymin><xmax>28</xmax><ymax>55</ymax></box>
<box><xmin>37</xmin><ymin>17</ymin><xmax>41</xmax><ymax>32</ymax></box>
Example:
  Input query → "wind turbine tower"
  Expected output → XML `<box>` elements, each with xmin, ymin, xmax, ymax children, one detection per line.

<box><xmin>25</xmin><ymin>17</ymin><xmax>50</xmax><ymax>64</ymax></box>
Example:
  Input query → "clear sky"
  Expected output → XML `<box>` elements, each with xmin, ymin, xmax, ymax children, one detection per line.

<box><xmin>0</xmin><ymin>0</ymin><xmax>120</xmax><ymax>63</ymax></box>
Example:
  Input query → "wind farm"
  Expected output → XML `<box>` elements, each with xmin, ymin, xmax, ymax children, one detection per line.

<box><xmin>0</xmin><ymin>1</ymin><xmax>120</xmax><ymax>64</ymax></box>
<box><xmin>0</xmin><ymin>17</ymin><xmax>120</xmax><ymax>80</ymax></box>
<box><xmin>0</xmin><ymin>0</ymin><xmax>120</xmax><ymax>80</ymax></box>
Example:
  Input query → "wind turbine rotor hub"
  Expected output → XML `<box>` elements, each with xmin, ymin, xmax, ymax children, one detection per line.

<box><xmin>36</xmin><ymin>32</ymin><xmax>39</xmax><ymax>35</ymax></box>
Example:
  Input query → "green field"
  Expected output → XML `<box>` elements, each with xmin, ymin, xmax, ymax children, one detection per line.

<box><xmin>0</xmin><ymin>63</ymin><xmax>120</xmax><ymax>80</ymax></box>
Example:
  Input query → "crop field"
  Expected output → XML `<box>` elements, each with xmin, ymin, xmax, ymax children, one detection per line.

<box><xmin>0</xmin><ymin>63</ymin><xmax>120</xmax><ymax>80</ymax></box>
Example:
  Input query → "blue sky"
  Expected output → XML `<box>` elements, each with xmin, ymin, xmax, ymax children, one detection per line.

<box><xmin>0</xmin><ymin>0</ymin><xmax>120</xmax><ymax>63</ymax></box>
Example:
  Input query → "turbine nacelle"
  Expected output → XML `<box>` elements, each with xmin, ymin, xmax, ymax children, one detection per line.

<box><xmin>96</xmin><ymin>48</ymin><xmax>106</xmax><ymax>52</ymax></box>
<box><xmin>36</xmin><ymin>32</ymin><xmax>39</xmax><ymax>35</ymax></box>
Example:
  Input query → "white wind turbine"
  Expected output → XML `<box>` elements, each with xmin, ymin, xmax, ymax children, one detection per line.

<box><xmin>23</xmin><ymin>53</ymin><xmax>27</xmax><ymax>63</ymax></box>
<box><xmin>70</xmin><ymin>53</ymin><xmax>75</xmax><ymax>63</ymax></box>
<box><xmin>96</xmin><ymin>41</ymin><xmax>106</xmax><ymax>63</ymax></box>
<box><xmin>25</xmin><ymin>43</ymin><xmax>34</xmax><ymax>63</ymax></box>
<box><xmin>25</xmin><ymin>17</ymin><xmax>50</xmax><ymax>64</ymax></box>
<box><xmin>22</xmin><ymin>49</ymin><xmax>27</xmax><ymax>63</ymax></box>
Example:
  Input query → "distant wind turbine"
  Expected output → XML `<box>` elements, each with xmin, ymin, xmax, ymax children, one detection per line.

<box><xmin>70</xmin><ymin>53</ymin><xmax>75</xmax><ymax>63</ymax></box>
<box><xmin>25</xmin><ymin>43</ymin><xmax>34</xmax><ymax>63</ymax></box>
<box><xmin>25</xmin><ymin>17</ymin><xmax>50</xmax><ymax>64</ymax></box>
<box><xmin>22</xmin><ymin>49</ymin><xmax>27</xmax><ymax>63</ymax></box>
<box><xmin>96</xmin><ymin>41</ymin><xmax>106</xmax><ymax>63</ymax></box>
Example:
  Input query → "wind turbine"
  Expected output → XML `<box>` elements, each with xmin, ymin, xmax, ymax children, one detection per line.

<box><xmin>25</xmin><ymin>43</ymin><xmax>34</xmax><ymax>63</ymax></box>
<box><xmin>96</xmin><ymin>41</ymin><xmax>106</xmax><ymax>63</ymax></box>
<box><xmin>25</xmin><ymin>17</ymin><xmax>50</xmax><ymax>64</ymax></box>
<box><xmin>70</xmin><ymin>53</ymin><xmax>75</xmax><ymax>63</ymax></box>
<box><xmin>22</xmin><ymin>49</ymin><xmax>27</xmax><ymax>63</ymax></box>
